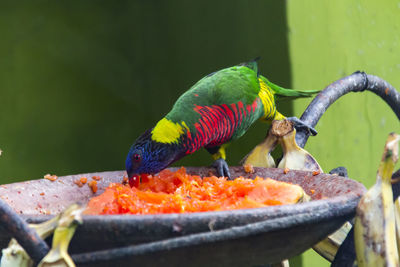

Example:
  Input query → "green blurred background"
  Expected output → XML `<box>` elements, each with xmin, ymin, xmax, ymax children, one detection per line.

<box><xmin>1</xmin><ymin>1</ymin><xmax>399</xmax><ymax>266</ymax></box>
<box><xmin>0</xmin><ymin>0</ymin><xmax>291</xmax><ymax>182</ymax></box>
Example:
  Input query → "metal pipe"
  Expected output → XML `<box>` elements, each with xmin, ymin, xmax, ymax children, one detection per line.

<box><xmin>296</xmin><ymin>72</ymin><xmax>400</xmax><ymax>148</ymax></box>
<box><xmin>0</xmin><ymin>199</ymin><xmax>49</xmax><ymax>264</ymax></box>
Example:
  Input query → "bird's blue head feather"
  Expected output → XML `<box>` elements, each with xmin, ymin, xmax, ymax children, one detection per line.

<box><xmin>126</xmin><ymin>129</ymin><xmax>182</xmax><ymax>180</ymax></box>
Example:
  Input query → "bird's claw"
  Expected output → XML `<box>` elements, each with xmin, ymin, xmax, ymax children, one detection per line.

<box><xmin>329</xmin><ymin>166</ymin><xmax>349</xmax><ymax>177</ymax></box>
<box><xmin>212</xmin><ymin>158</ymin><xmax>231</xmax><ymax>179</ymax></box>
<box><xmin>286</xmin><ymin>117</ymin><xmax>318</xmax><ymax>136</ymax></box>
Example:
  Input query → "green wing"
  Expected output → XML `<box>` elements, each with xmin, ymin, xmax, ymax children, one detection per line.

<box><xmin>165</xmin><ymin>63</ymin><xmax>261</xmax><ymax>131</ymax></box>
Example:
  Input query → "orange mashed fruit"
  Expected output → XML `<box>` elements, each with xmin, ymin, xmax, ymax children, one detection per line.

<box><xmin>85</xmin><ymin>167</ymin><xmax>305</xmax><ymax>215</ymax></box>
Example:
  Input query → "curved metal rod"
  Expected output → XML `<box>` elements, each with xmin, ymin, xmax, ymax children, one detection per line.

<box><xmin>0</xmin><ymin>199</ymin><xmax>49</xmax><ymax>264</ymax></box>
<box><xmin>296</xmin><ymin>72</ymin><xmax>400</xmax><ymax>148</ymax></box>
<box><xmin>296</xmin><ymin>72</ymin><xmax>400</xmax><ymax>265</ymax></box>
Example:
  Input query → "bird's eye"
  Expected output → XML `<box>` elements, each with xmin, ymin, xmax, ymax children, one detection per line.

<box><xmin>133</xmin><ymin>153</ymin><xmax>141</xmax><ymax>163</ymax></box>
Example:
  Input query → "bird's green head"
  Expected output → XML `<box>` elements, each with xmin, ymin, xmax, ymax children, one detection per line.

<box><xmin>126</xmin><ymin>129</ymin><xmax>182</xmax><ymax>187</ymax></box>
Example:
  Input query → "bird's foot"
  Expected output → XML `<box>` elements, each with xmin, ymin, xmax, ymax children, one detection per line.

<box><xmin>212</xmin><ymin>158</ymin><xmax>231</xmax><ymax>179</ymax></box>
<box><xmin>329</xmin><ymin>166</ymin><xmax>349</xmax><ymax>177</ymax></box>
<box><xmin>286</xmin><ymin>117</ymin><xmax>318</xmax><ymax>136</ymax></box>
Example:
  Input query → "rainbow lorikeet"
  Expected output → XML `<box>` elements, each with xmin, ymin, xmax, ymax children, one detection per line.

<box><xmin>126</xmin><ymin>59</ymin><xmax>319</xmax><ymax>186</ymax></box>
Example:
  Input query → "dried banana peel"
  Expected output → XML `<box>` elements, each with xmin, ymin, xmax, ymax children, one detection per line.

<box><xmin>274</xmin><ymin>120</ymin><xmax>322</xmax><ymax>173</ymax></box>
<box><xmin>241</xmin><ymin>119</ymin><xmax>322</xmax><ymax>172</ymax></box>
<box><xmin>354</xmin><ymin>133</ymin><xmax>399</xmax><ymax>267</ymax></box>
<box><xmin>29</xmin><ymin>214</ymin><xmax>62</xmax><ymax>240</ymax></box>
<box><xmin>241</xmin><ymin>129</ymin><xmax>278</xmax><ymax>168</ymax></box>
<box><xmin>395</xmin><ymin>198</ymin><xmax>400</xmax><ymax>260</ymax></box>
<box><xmin>0</xmin><ymin>239</ymin><xmax>33</xmax><ymax>267</ymax></box>
<box><xmin>38</xmin><ymin>204</ymin><xmax>84</xmax><ymax>267</ymax></box>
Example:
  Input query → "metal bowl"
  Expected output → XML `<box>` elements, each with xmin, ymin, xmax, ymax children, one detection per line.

<box><xmin>0</xmin><ymin>167</ymin><xmax>365</xmax><ymax>266</ymax></box>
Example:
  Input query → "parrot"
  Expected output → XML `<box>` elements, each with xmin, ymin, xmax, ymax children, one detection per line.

<box><xmin>126</xmin><ymin>59</ymin><xmax>319</xmax><ymax>187</ymax></box>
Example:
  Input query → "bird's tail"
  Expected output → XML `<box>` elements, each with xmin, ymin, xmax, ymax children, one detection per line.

<box><xmin>259</xmin><ymin>75</ymin><xmax>320</xmax><ymax>100</ymax></box>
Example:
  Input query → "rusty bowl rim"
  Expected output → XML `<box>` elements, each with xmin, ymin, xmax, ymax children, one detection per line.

<box><xmin>21</xmin><ymin>166</ymin><xmax>365</xmax><ymax>224</ymax></box>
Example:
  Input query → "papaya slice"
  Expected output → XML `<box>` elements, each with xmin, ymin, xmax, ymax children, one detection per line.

<box><xmin>85</xmin><ymin>167</ymin><xmax>306</xmax><ymax>215</ymax></box>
